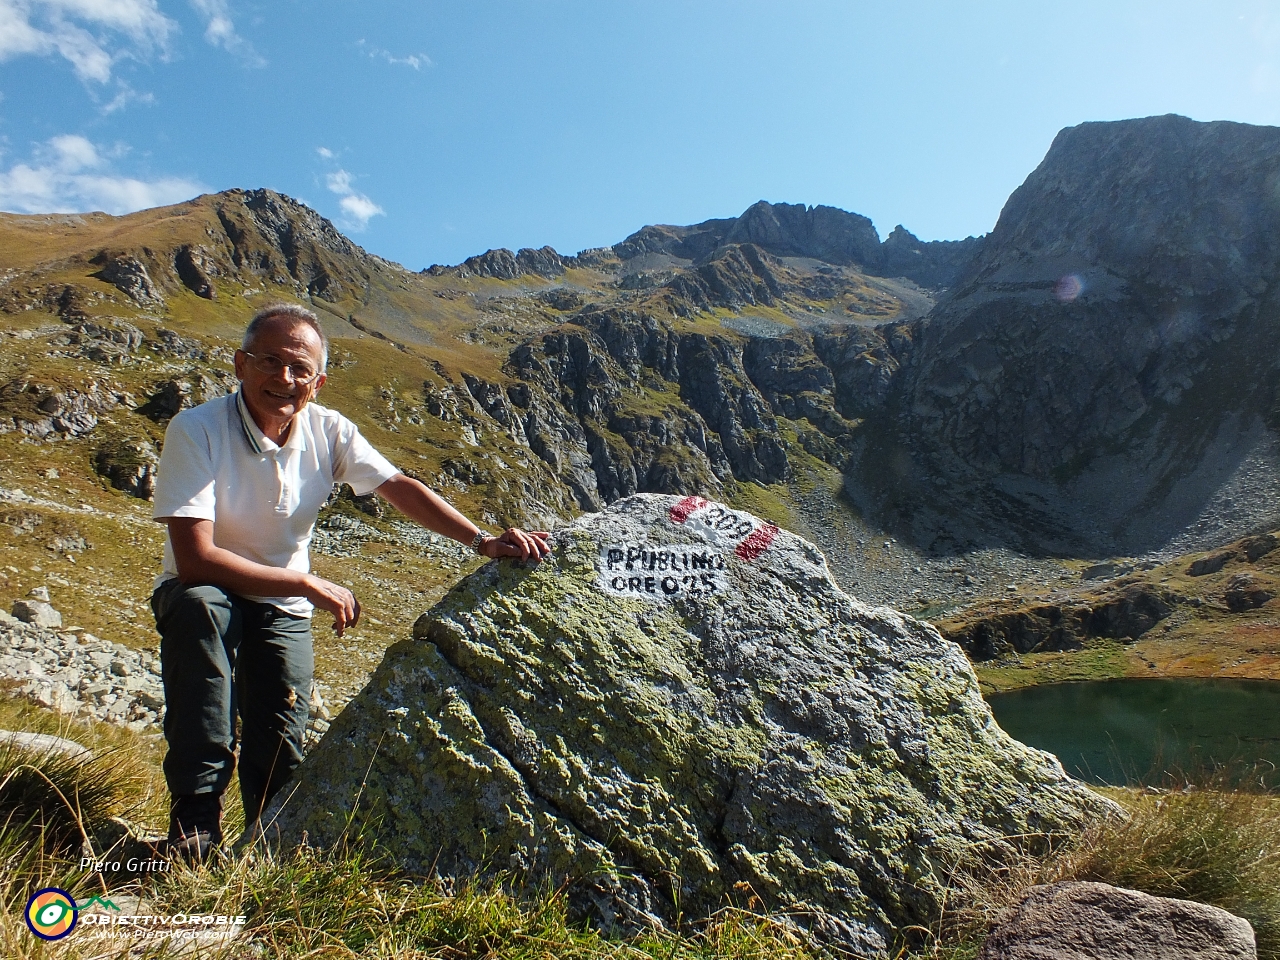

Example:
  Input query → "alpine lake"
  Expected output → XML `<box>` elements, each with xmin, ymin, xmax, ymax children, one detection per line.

<box><xmin>987</xmin><ymin>678</ymin><xmax>1280</xmax><ymax>787</ymax></box>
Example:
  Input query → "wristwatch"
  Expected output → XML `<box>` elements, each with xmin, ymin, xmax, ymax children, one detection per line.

<box><xmin>469</xmin><ymin>531</ymin><xmax>489</xmax><ymax>555</ymax></box>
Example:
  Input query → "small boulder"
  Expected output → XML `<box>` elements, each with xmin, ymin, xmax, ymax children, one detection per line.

<box><xmin>1224</xmin><ymin>573</ymin><xmax>1274</xmax><ymax>613</ymax></box>
<box><xmin>0</xmin><ymin>729</ymin><xmax>92</xmax><ymax>762</ymax></box>
<box><xmin>1188</xmin><ymin>550</ymin><xmax>1234</xmax><ymax>577</ymax></box>
<box><xmin>12</xmin><ymin>599</ymin><xmax>61</xmax><ymax>629</ymax></box>
<box><xmin>979</xmin><ymin>881</ymin><xmax>1256</xmax><ymax>960</ymax></box>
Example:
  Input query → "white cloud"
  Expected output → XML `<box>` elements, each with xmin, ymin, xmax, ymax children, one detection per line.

<box><xmin>356</xmin><ymin>38</ymin><xmax>430</xmax><ymax>70</ymax></box>
<box><xmin>188</xmin><ymin>0</ymin><xmax>263</xmax><ymax>65</ymax></box>
<box><xmin>100</xmin><ymin>80</ymin><xmax>154</xmax><ymax>113</ymax></box>
<box><xmin>0</xmin><ymin>133</ymin><xmax>203</xmax><ymax>214</ymax></box>
<box><xmin>0</xmin><ymin>0</ymin><xmax>174</xmax><ymax>82</ymax></box>
<box><xmin>338</xmin><ymin>193</ymin><xmax>383</xmax><ymax>226</ymax></box>
<box><xmin>324</xmin><ymin>166</ymin><xmax>383</xmax><ymax>231</ymax></box>
<box><xmin>325</xmin><ymin>169</ymin><xmax>351</xmax><ymax>194</ymax></box>
<box><xmin>316</xmin><ymin>146</ymin><xmax>333</xmax><ymax>159</ymax></box>
<box><xmin>47</xmin><ymin>133</ymin><xmax>100</xmax><ymax>171</ymax></box>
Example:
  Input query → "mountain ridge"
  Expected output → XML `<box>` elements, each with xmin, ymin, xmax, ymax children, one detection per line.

<box><xmin>3</xmin><ymin>114</ymin><xmax>1280</xmax><ymax>644</ymax></box>
<box><xmin>425</xmin><ymin>199</ymin><xmax>984</xmax><ymax>292</ymax></box>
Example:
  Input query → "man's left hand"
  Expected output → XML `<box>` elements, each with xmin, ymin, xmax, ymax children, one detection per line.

<box><xmin>482</xmin><ymin>528</ymin><xmax>551</xmax><ymax>562</ymax></box>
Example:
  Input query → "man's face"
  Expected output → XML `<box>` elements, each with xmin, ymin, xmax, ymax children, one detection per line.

<box><xmin>233</xmin><ymin>317</ymin><xmax>327</xmax><ymax>434</ymax></box>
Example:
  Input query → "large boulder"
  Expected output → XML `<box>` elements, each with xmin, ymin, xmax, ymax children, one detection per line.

<box><xmin>269</xmin><ymin>494</ymin><xmax>1113</xmax><ymax>956</ymax></box>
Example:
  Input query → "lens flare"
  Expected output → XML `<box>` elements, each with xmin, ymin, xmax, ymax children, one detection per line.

<box><xmin>1055</xmin><ymin>274</ymin><xmax>1084</xmax><ymax>302</ymax></box>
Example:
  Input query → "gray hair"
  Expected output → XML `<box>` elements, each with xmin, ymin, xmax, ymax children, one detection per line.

<box><xmin>242</xmin><ymin>303</ymin><xmax>329</xmax><ymax>372</ymax></box>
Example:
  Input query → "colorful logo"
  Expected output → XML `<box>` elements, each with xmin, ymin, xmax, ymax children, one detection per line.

<box><xmin>25</xmin><ymin>888</ymin><xmax>78</xmax><ymax>940</ymax></box>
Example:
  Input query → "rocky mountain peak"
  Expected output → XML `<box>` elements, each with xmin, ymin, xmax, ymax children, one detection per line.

<box><xmin>861</xmin><ymin>114</ymin><xmax>1280</xmax><ymax>555</ymax></box>
<box><xmin>966</xmin><ymin>113</ymin><xmax>1280</xmax><ymax>296</ymax></box>
<box><xmin>220</xmin><ymin>188</ymin><xmax>369</xmax><ymax>265</ymax></box>
<box><xmin>722</xmin><ymin>200</ymin><xmax>883</xmax><ymax>266</ymax></box>
<box><xmin>610</xmin><ymin>200</ymin><xmax>980</xmax><ymax>289</ymax></box>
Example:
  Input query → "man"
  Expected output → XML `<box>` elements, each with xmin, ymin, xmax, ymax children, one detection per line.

<box><xmin>150</xmin><ymin>302</ymin><xmax>550</xmax><ymax>859</ymax></box>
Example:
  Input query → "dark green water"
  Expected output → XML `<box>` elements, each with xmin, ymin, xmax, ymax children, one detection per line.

<box><xmin>986</xmin><ymin>678</ymin><xmax>1280</xmax><ymax>786</ymax></box>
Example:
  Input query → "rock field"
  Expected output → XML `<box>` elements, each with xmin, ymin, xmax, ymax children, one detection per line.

<box><xmin>0</xmin><ymin>589</ymin><xmax>332</xmax><ymax>742</ymax></box>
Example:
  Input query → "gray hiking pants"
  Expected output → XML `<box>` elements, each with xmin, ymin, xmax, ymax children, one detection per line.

<box><xmin>151</xmin><ymin>580</ymin><xmax>313</xmax><ymax>823</ymax></box>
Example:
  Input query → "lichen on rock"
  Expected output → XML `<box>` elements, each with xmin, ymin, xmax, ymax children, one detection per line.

<box><xmin>270</xmin><ymin>494</ymin><xmax>1113</xmax><ymax>957</ymax></box>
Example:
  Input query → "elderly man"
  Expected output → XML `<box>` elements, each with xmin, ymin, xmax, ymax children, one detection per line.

<box><xmin>151</xmin><ymin>303</ymin><xmax>549</xmax><ymax>859</ymax></box>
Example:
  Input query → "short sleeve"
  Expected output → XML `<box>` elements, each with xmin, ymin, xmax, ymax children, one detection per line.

<box><xmin>152</xmin><ymin>411</ymin><xmax>217</xmax><ymax>521</ymax></box>
<box><xmin>330</xmin><ymin>415</ymin><xmax>399</xmax><ymax>496</ymax></box>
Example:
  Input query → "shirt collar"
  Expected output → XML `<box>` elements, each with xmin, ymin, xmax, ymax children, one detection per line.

<box><xmin>235</xmin><ymin>389</ymin><xmax>308</xmax><ymax>454</ymax></box>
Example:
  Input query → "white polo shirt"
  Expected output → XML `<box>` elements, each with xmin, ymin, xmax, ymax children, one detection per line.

<box><xmin>152</xmin><ymin>390</ymin><xmax>399</xmax><ymax>616</ymax></box>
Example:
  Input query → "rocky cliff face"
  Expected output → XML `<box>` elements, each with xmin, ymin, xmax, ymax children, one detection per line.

<box><xmin>268</xmin><ymin>495</ymin><xmax>1112</xmax><ymax>957</ymax></box>
<box><xmin>436</xmin><ymin>304</ymin><xmax>904</xmax><ymax>516</ymax></box>
<box><xmin>851</xmin><ymin>115</ymin><xmax>1280</xmax><ymax>556</ymax></box>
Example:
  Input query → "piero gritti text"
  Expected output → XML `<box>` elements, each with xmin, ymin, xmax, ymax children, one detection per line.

<box><xmin>80</xmin><ymin>856</ymin><xmax>171</xmax><ymax>873</ymax></box>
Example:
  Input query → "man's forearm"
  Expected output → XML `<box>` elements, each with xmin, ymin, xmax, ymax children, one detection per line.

<box><xmin>166</xmin><ymin>515</ymin><xmax>360</xmax><ymax>633</ymax></box>
<box><xmin>170</xmin><ymin>528</ymin><xmax>312</xmax><ymax>597</ymax></box>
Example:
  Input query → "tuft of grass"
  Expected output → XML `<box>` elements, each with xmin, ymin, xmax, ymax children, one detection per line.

<box><xmin>150</xmin><ymin>844</ymin><xmax>821</xmax><ymax>959</ymax></box>
<box><xmin>0</xmin><ymin>697</ymin><xmax>161</xmax><ymax>862</ymax></box>
<box><xmin>1055</xmin><ymin>783</ymin><xmax>1280</xmax><ymax>953</ymax></box>
<box><xmin>0</xmin><ymin>742</ymin><xmax>124</xmax><ymax>855</ymax></box>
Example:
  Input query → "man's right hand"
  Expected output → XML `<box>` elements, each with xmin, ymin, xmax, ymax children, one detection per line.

<box><xmin>302</xmin><ymin>575</ymin><xmax>361</xmax><ymax>636</ymax></box>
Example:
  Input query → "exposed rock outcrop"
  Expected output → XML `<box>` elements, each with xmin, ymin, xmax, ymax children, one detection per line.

<box><xmin>138</xmin><ymin>373</ymin><xmax>232</xmax><ymax>423</ymax></box>
<box><xmin>93</xmin><ymin>254</ymin><xmax>164</xmax><ymax>306</ymax></box>
<box><xmin>940</xmin><ymin>579</ymin><xmax>1178</xmax><ymax>660</ymax></box>
<box><xmin>173</xmin><ymin>245</ymin><xmax>219</xmax><ymax>299</ymax></box>
<box><xmin>0</xmin><ymin>378</ymin><xmax>132</xmax><ymax>439</ymax></box>
<box><xmin>269</xmin><ymin>495</ymin><xmax>1113</xmax><ymax>957</ymax></box>
<box><xmin>93</xmin><ymin>435</ymin><xmax>159</xmax><ymax>499</ymax></box>
<box><xmin>52</xmin><ymin>319</ymin><xmax>145</xmax><ymax>363</ymax></box>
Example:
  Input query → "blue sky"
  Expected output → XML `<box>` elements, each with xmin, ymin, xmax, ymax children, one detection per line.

<box><xmin>2</xmin><ymin>1</ymin><xmax>1279</xmax><ymax>269</ymax></box>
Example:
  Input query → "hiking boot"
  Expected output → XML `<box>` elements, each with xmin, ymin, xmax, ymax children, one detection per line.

<box><xmin>166</xmin><ymin>793</ymin><xmax>224</xmax><ymax>864</ymax></box>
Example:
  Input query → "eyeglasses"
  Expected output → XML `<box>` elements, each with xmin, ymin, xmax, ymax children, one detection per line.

<box><xmin>242</xmin><ymin>351</ymin><xmax>322</xmax><ymax>385</ymax></box>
